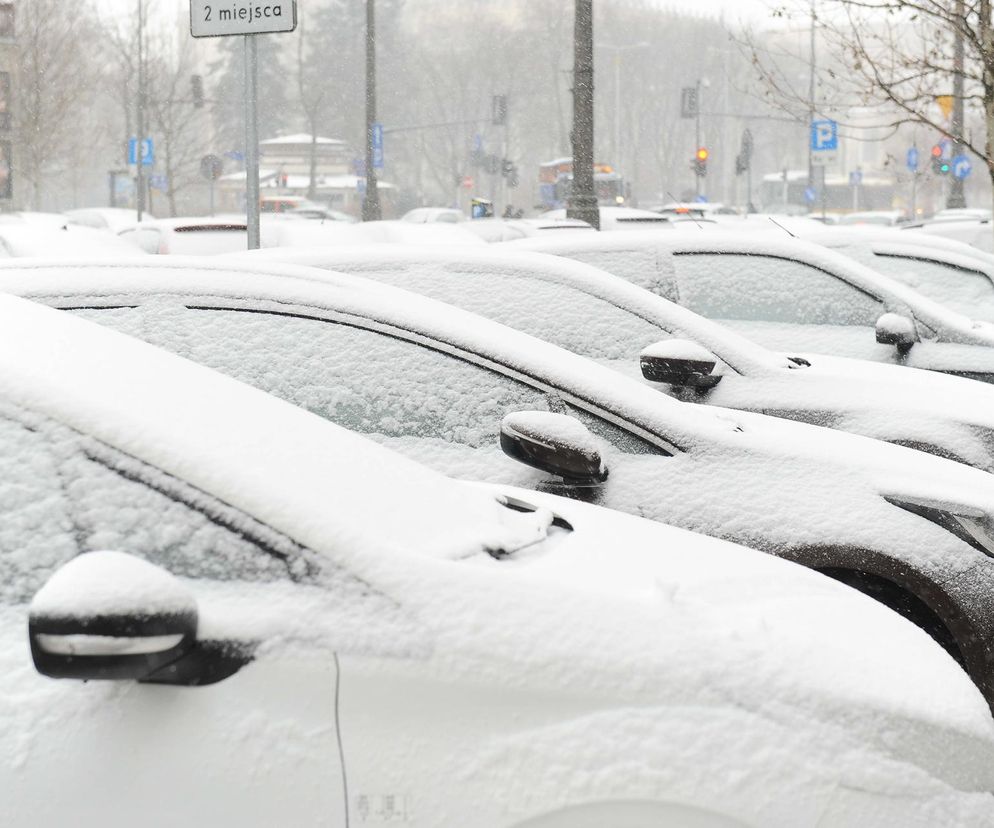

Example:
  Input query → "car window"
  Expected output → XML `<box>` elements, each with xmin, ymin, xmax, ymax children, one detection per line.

<box><xmin>69</xmin><ymin>303</ymin><xmax>671</xmax><ymax>472</ymax></box>
<box><xmin>0</xmin><ymin>405</ymin><xmax>315</xmax><ymax>604</ymax></box>
<box><xmin>870</xmin><ymin>254</ymin><xmax>994</xmax><ymax>314</ymax></box>
<box><xmin>672</xmin><ymin>252</ymin><xmax>885</xmax><ymax>325</ymax></box>
<box><xmin>355</xmin><ymin>264</ymin><xmax>668</xmax><ymax>362</ymax></box>
<box><xmin>73</xmin><ymin>305</ymin><xmax>551</xmax><ymax>448</ymax></box>
<box><xmin>568</xmin><ymin>247</ymin><xmax>680</xmax><ymax>300</ymax></box>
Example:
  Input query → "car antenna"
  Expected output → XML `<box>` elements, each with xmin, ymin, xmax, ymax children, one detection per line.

<box><xmin>767</xmin><ymin>217</ymin><xmax>797</xmax><ymax>238</ymax></box>
<box><xmin>665</xmin><ymin>191</ymin><xmax>703</xmax><ymax>230</ymax></box>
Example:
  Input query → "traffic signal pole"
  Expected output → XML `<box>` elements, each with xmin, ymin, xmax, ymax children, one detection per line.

<box><xmin>694</xmin><ymin>78</ymin><xmax>702</xmax><ymax>198</ymax></box>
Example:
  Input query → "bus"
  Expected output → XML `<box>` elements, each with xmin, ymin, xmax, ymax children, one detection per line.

<box><xmin>538</xmin><ymin>158</ymin><xmax>627</xmax><ymax>210</ymax></box>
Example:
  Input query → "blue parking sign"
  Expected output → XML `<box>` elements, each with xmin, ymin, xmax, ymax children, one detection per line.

<box><xmin>128</xmin><ymin>137</ymin><xmax>154</xmax><ymax>167</ymax></box>
<box><xmin>810</xmin><ymin>119</ymin><xmax>838</xmax><ymax>152</ymax></box>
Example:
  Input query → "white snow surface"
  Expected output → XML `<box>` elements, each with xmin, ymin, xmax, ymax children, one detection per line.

<box><xmin>221</xmin><ymin>244</ymin><xmax>994</xmax><ymax>471</ymax></box>
<box><xmin>6</xmin><ymin>259</ymin><xmax>994</xmax><ymax>573</ymax></box>
<box><xmin>30</xmin><ymin>550</ymin><xmax>196</xmax><ymax>618</ymax></box>
<box><xmin>0</xmin><ymin>291</ymin><xmax>552</xmax><ymax>564</ymax></box>
<box><xmin>0</xmin><ymin>290</ymin><xmax>994</xmax><ymax>821</ymax></box>
<box><xmin>508</xmin><ymin>229</ymin><xmax>994</xmax><ymax>345</ymax></box>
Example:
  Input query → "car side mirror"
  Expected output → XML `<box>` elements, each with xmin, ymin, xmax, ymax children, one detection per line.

<box><xmin>640</xmin><ymin>340</ymin><xmax>722</xmax><ymax>391</ymax></box>
<box><xmin>875</xmin><ymin>312</ymin><xmax>918</xmax><ymax>354</ymax></box>
<box><xmin>29</xmin><ymin>551</ymin><xmax>250</xmax><ymax>686</ymax></box>
<box><xmin>500</xmin><ymin>411</ymin><xmax>608</xmax><ymax>485</ymax></box>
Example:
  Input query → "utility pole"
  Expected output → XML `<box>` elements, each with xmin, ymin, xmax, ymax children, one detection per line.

<box><xmin>567</xmin><ymin>0</ymin><xmax>599</xmax><ymax>229</ymax></box>
<box><xmin>949</xmin><ymin>0</ymin><xmax>967</xmax><ymax>208</ymax></box>
<box><xmin>136</xmin><ymin>0</ymin><xmax>145</xmax><ymax>223</ymax></box>
<box><xmin>362</xmin><ymin>0</ymin><xmax>382</xmax><ymax>221</ymax></box>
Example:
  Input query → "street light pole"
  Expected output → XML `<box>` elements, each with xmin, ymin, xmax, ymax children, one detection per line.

<box><xmin>567</xmin><ymin>0</ymin><xmax>599</xmax><ymax>229</ymax></box>
<box><xmin>362</xmin><ymin>0</ymin><xmax>382</xmax><ymax>221</ymax></box>
<box><xmin>136</xmin><ymin>0</ymin><xmax>145</xmax><ymax>223</ymax></box>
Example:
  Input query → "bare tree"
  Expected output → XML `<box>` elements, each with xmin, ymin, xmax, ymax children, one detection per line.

<box><xmin>16</xmin><ymin>0</ymin><xmax>103</xmax><ymax>208</ymax></box>
<box><xmin>749</xmin><ymin>2</ymin><xmax>994</xmax><ymax>210</ymax></box>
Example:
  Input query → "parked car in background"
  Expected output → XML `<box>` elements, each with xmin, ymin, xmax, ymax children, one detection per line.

<box><xmin>64</xmin><ymin>207</ymin><xmax>151</xmax><ymax>234</ymax></box>
<box><xmin>0</xmin><ymin>223</ymin><xmax>146</xmax><ymax>259</ymax></box>
<box><xmin>838</xmin><ymin>210</ymin><xmax>907</xmax><ymax>226</ymax></box>
<box><xmin>540</xmin><ymin>206</ymin><xmax>672</xmax><ymax>230</ymax></box>
<box><xmin>401</xmin><ymin>207</ymin><xmax>467</xmax><ymax>223</ymax></box>
<box><xmin>792</xmin><ymin>227</ymin><xmax>994</xmax><ymax>322</ymax></box>
<box><xmin>119</xmin><ymin>217</ymin><xmax>250</xmax><ymax>255</ymax></box>
<box><xmin>11</xmin><ymin>259</ymin><xmax>994</xmax><ymax>707</ymax></box>
<box><xmin>910</xmin><ymin>218</ymin><xmax>994</xmax><ymax>254</ymax></box>
<box><xmin>462</xmin><ymin>217</ymin><xmax>594</xmax><ymax>243</ymax></box>
<box><xmin>509</xmin><ymin>230</ymin><xmax>994</xmax><ymax>383</ymax></box>
<box><xmin>233</xmin><ymin>244</ymin><xmax>994</xmax><ymax>473</ymax></box>
<box><xmin>264</xmin><ymin>218</ymin><xmax>485</xmax><ymax>248</ymax></box>
<box><xmin>8</xmin><ymin>294</ymin><xmax>991</xmax><ymax>826</ymax></box>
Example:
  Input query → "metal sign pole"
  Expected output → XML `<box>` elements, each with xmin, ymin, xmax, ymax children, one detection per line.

<box><xmin>244</xmin><ymin>34</ymin><xmax>260</xmax><ymax>249</ymax></box>
<box><xmin>136</xmin><ymin>0</ymin><xmax>145</xmax><ymax>223</ymax></box>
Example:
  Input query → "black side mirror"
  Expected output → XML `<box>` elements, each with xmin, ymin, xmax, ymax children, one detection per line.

<box><xmin>640</xmin><ymin>339</ymin><xmax>722</xmax><ymax>390</ymax></box>
<box><xmin>875</xmin><ymin>312</ymin><xmax>918</xmax><ymax>354</ymax></box>
<box><xmin>29</xmin><ymin>551</ymin><xmax>249</xmax><ymax>686</ymax></box>
<box><xmin>500</xmin><ymin>411</ymin><xmax>608</xmax><ymax>485</ymax></box>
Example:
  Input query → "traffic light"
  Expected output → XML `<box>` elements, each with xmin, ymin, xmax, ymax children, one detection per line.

<box><xmin>694</xmin><ymin>147</ymin><xmax>709</xmax><ymax>177</ymax></box>
<box><xmin>931</xmin><ymin>144</ymin><xmax>950</xmax><ymax>175</ymax></box>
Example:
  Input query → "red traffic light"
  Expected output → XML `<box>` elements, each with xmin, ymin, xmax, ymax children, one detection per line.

<box><xmin>931</xmin><ymin>144</ymin><xmax>943</xmax><ymax>157</ymax></box>
<box><xmin>696</xmin><ymin>147</ymin><xmax>709</xmax><ymax>161</ymax></box>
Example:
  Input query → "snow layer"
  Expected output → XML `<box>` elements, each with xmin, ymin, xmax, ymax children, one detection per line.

<box><xmin>0</xmin><ymin>295</ymin><xmax>992</xmax><ymax>822</ymax></box>
<box><xmin>30</xmin><ymin>550</ymin><xmax>195</xmax><ymax>618</ymax></box>
<box><xmin>508</xmin><ymin>229</ymin><xmax>994</xmax><ymax>349</ymax></box>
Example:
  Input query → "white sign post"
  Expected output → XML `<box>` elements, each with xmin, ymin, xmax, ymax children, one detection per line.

<box><xmin>189</xmin><ymin>0</ymin><xmax>297</xmax><ymax>249</ymax></box>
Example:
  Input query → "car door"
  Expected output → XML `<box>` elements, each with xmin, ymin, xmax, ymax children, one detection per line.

<box><xmin>0</xmin><ymin>405</ymin><xmax>349</xmax><ymax>827</ymax></box>
<box><xmin>668</xmin><ymin>251</ymin><xmax>896</xmax><ymax>362</ymax></box>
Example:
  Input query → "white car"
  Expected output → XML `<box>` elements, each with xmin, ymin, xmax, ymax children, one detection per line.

<box><xmin>509</xmin><ymin>230</ymin><xmax>994</xmax><ymax>383</ymax></box>
<box><xmin>910</xmin><ymin>218</ymin><xmax>994</xmax><ymax>253</ymax></box>
<box><xmin>800</xmin><ymin>230</ymin><xmax>994</xmax><ymax>322</ymax></box>
<box><xmin>0</xmin><ymin>223</ymin><xmax>148</xmax><ymax>258</ymax></box>
<box><xmin>231</xmin><ymin>244</ymin><xmax>994</xmax><ymax>473</ymax></box>
<box><xmin>64</xmin><ymin>207</ymin><xmax>154</xmax><ymax>234</ymax></box>
<box><xmin>119</xmin><ymin>217</ymin><xmax>251</xmax><ymax>255</ymax></box>
<box><xmin>265</xmin><ymin>217</ymin><xmax>485</xmax><ymax>248</ymax></box>
<box><xmin>10</xmin><ymin>258</ymin><xmax>994</xmax><ymax>706</ymax></box>
<box><xmin>541</xmin><ymin>206</ymin><xmax>672</xmax><ymax>231</ymax></box>
<box><xmin>6</xmin><ymin>296</ymin><xmax>992</xmax><ymax>825</ymax></box>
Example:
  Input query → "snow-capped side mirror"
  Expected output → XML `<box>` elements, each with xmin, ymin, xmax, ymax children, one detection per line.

<box><xmin>499</xmin><ymin>411</ymin><xmax>608</xmax><ymax>485</ymax></box>
<box><xmin>29</xmin><ymin>551</ymin><xmax>251</xmax><ymax>686</ymax></box>
<box><xmin>875</xmin><ymin>313</ymin><xmax>918</xmax><ymax>354</ymax></box>
<box><xmin>640</xmin><ymin>339</ymin><xmax>722</xmax><ymax>390</ymax></box>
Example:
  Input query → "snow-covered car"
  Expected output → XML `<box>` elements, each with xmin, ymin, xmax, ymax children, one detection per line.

<box><xmin>795</xmin><ymin>229</ymin><xmax>994</xmax><ymax>322</ymax></box>
<box><xmin>119</xmin><ymin>217</ymin><xmax>250</xmax><ymax>255</ymax></box>
<box><xmin>264</xmin><ymin>217</ymin><xmax>485</xmax><ymax>248</ymax></box>
<box><xmin>230</xmin><ymin>244</ymin><xmax>994</xmax><ymax>473</ymax></box>
<box><xmin>462</xmin><ymin>217</ymin><xmax>594</xmax><ymax>243</ymax></box>
<box><xmin>541</xmin><ymin>206</ymin><xmax>672</xmax><ymax>230</ymax></box>
<box><xmin>10</xmin><ymin>258</ymin><xmax>994</xmax><ymax>706</ymax></box>
<box><xmin>8</xmin><ymin>295</ymin><xmax>993</xmax><ymax>826</ymax></box>
<box><xmin>64</xmin><ymin>207</ymin><xmax>153</xmax><ymax>234</ymax></box>
<box><xmin>509</xmin><ymin>230</ymin><xmax>994</xmax><ymax>383</ymax></box>
<box><xmin>910</xmin><ymin>218</ymin><xmax>994</xmax><ymax>253</ymax></box>
<box><xmin>401</xmin><ymin>206</ymin><xmax>467</xmax><ymax>223</ymax></box>
<box><xmin>0</xmin><ymin>223</ymin><xmax>149</xmax><ymax>259</ymax></box>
